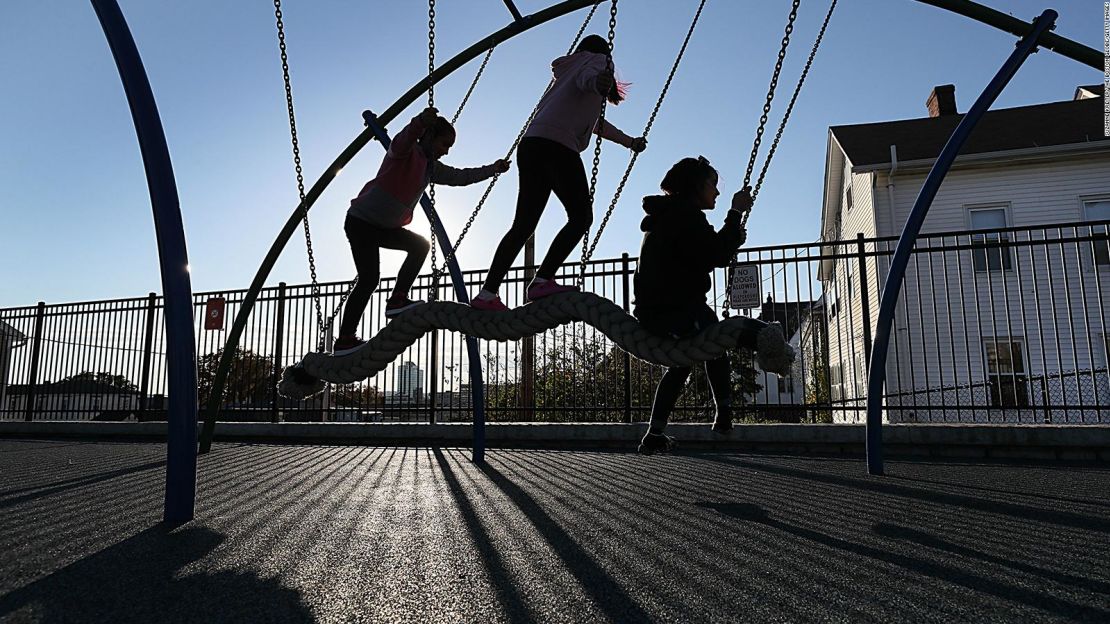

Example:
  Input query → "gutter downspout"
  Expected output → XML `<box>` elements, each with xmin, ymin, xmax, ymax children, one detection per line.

<box><xmin>887</xmin><ymin>144</ymin><xmax>899</xmax><ymax>235</ymax></box>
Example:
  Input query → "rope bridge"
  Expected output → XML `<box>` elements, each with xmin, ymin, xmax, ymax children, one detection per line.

<box><xmin>279</xmin><ymin>291</ymin><xmax>796</xmax><ymax>399</ymax></box>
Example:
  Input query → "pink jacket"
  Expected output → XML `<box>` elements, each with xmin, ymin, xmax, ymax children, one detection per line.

<box><xmin>525</xmin><ymin>51</ymin><xmax>633</xmax><ymax>153</ymax></box>
<box><xmin>348</xmin><ymin>115</ymin><xmax>498</xmax><ymax>228</ymax></box>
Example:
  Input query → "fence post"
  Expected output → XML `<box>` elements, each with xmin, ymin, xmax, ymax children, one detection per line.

<box><xmin>24</xmin><ymin>302</ymin><xmax>46</xmax><ymax>422</ymax></box>
<box><xmin>271</xmin><ymin>283</ymin><xmax>286</xmax><ymax>423</ymax></box>
<box><xmin>521</xmin><ymin>236</ymin><xmax>536</xmax><ymax>421</ymax></box>
<box><xmin>856</xmin><ymin>234</ymin><xmax>873</xmax><ymax>368</ymax></box>
<box><xmin>622</xmin><ymin>253</ymin><xmax>633</xmax><ymax>424</ymax></box>
<box><xmin>429</xmin><ymin>305</ymin><xmax>439</xmax><ymax>425</ymax></box>
<box><xmin>138</xmin><ymin>292</ymin><xmax>157</xmax><ymax>419</ymax></box>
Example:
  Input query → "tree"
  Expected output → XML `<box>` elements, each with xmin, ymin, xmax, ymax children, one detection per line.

<box><xmin>60</xmin><ymin>371</ymin><xmax>138</xmax><ymax>391</ymax></box>
<box><xmin>331</xmin><ymin>383</ymin><xmax>382</xmax><ymax>409</ymax></box>
<box><xmin>196</xmin><ymin>347</ymin><xmax>274</xmax><ymax>407</ymax></box>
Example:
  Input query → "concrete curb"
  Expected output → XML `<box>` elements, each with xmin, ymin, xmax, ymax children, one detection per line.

<box><xmin>2</xmin><ymin>421</ymin><xmax>1109</xmax><ymax>460</ymax></box>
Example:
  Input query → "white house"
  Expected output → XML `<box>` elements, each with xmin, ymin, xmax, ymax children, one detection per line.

<box><xmin>749</xmin><ymin>296</ymin><xmax>812</xmax><ymax>418</ymax></box>
<box><xmin>0</xmin><ymin>321</ymin><xmax>28</xmax><ymax>417</ymax></box>
<box><xmin>6</xmin><ymin>378</ymin><xmax>141</xmax><ymax>420</ymax></box>
<box><xmin>817</xmin><ymin>84</ymin><xmax>1110</xmax><ymax>423</ymax></box>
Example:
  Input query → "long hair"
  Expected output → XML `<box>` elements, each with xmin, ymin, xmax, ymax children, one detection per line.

<box><xmin>574</xmin><ymin>34</ymin><xmax>626</xmax><ymax>105</ymax></box>
<box><xmin>660</xmin><ymin>156</ymin><xmax>718</xmax><ymax>200</ymax></box>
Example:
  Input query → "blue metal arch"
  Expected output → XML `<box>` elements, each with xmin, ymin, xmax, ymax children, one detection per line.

<box><xmin>863</xmin><ymin>10</ymin><xmax>1060</xmax><ymax>475</ymax></box>
<box><xmin>90</xmin><ymin>0</ymin><xmax>197</xmax><ymax>522</ymax></box>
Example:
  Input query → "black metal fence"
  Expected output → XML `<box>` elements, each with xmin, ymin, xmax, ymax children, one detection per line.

<box><xmin>1</xmin><ymin>220</ymin><xmax>1107</xmax><ymax>424</ymax></box>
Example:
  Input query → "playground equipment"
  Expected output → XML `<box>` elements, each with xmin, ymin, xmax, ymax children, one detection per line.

<box><xmin>82</xmin><ymin>0</ymin><xmax>1100</xmax><ymax>523</ymax></box>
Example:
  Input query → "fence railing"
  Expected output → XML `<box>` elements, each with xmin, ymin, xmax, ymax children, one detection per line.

<box><xmin>1</xmin><ymin>220</ymin><xmax>1107</xmax><ymax>424</ymax></box>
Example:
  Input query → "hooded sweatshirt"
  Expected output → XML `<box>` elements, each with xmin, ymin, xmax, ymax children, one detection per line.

<box><xmin>634</xmin><ymin>195</ymin><xmax>746</xmax><ymax>309</ymax></box>
<box><xmin>348</xmin><ymin>114</ymin><xmax>499</xmax><ymax>229</ymax></box>
<box><xmin>524</xmin><ymin>51</ymin><xmax>633</xmax><ymax>153</ymax></box>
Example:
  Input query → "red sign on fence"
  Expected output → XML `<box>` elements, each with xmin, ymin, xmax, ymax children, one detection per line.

<box><xmin>204</xmin><ymin>297</ymin><xmax>226</xmax><ymax>331</ymax></box>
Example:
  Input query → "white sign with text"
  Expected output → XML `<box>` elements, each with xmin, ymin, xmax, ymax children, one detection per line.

<box><xmin>729</xmin><ymin>264</ymin><xmax>762</xmax><ymax>310</ymax></box>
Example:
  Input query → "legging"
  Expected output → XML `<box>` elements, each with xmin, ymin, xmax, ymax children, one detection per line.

<box><xmin>636</xmin><ymin>304</ymin><xmax>732</xmax><ymax>432</ymax></box>
<box><xmin>481</xmin><ymin>136</ymin><xmax>592</xmax><ymax>293</ymax></box>
<box><xmin>338</xmin><ymin>215</ymin><xmax>430</xmax><ymax>337</ymax></box>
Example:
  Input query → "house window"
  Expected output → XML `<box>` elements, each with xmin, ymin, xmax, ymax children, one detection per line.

<box><xmin>845</xmin><ymin>186</ymin><xmax>854</xmax><ymax>212</ymax></box>
<box><xmin>969</xmin><ymin>206</ymin><xmax>1012</xmax><ymax>271</ymax></box>
<box><xmin>826</xmin><ymin>281</ymin><xmax>839</xmax><ymax>318</ymax></box>
<box><xmin>778</xmin><ymin>376</ymin><xmax>794</xmax><ymax>395</ymax></box>
<box><xmin>829</xmin><ymin>363</ymin><xmax>843</xmax><ymax>402</ymax></box>
<box><xmin>856</xmin><ymin>352</ymin><xmax>868</xmax><ymax>398</ymax></box>
<box><xmin>1083</xmin><ymin>198</ymin><xmax>1110</xmax><ymax>266</ymax></box>
<box><xmin>984</xmin><ymin>338</ymin><xmax>1028</xmax><ymax>407</ymax></box>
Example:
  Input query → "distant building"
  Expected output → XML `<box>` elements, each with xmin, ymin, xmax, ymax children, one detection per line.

<box><xmin>396</xmin><ymin>361</ymin><xmax>425</xmax><ymax>401</ymax></box>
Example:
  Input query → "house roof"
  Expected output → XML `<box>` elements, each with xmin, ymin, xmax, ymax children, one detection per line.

<box><xmin>757</xmin><ymin>296</ymin><xmax>816</xmax><ymax>338</ymax></box>
<box><xmin>830</xmin><ymin>95</ymin><xmax>1108</xmax><ymax>169</ymax></box>
<box><xmin>0</xmin><ymin>320</ymin><xmax>27</xmax><ymax>343</ymax></box>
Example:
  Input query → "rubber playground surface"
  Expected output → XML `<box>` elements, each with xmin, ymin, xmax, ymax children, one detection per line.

<box><xmin>1</xmin><ymin>439</ymin><xmax>1108</xmax><ymax>623</ymax></box>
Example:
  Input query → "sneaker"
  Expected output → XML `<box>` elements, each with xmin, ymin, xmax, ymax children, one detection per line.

<box><xmin>526</xmin><ymin>279</ymin><xmax>578</xmax><ymax>301</ymax></box>
<box><xmin>333</xmin><ymin>335</ymin><xmax>366</xmax><ymax>354</ymax></box>
<box><xmin>638</xmin><ymin>432</ymin><xmax>677</xmax><ymax>456</ymax></box>
<box><xmin>469</xmin><ymin>295</ymin><xmax>511</xmax><ymax>312</ymax></box>
<box><xmin>385</xmin><ymin>297</ymin><xmax>425</xmax><ymax>318</ymax></box>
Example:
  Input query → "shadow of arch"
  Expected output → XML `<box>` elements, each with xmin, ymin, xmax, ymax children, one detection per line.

<box><xmin>0</xmin><ymin>525</ymin><xmax>312</xmax><ymax>623</ymax></box>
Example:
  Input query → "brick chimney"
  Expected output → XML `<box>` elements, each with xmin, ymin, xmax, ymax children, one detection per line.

<box><xmin>926</xmin><ymin>84</ymin><xmax>957</xmax><ymax>117</ymax></box>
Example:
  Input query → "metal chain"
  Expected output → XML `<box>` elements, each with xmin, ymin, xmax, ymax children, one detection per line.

<box><xmin>427</xmin><ymin>0</ymin><xmax>438</xmax><ymax>301</ymax></box>
<box><xmin>743</xmin><ymin>0</ymin><xmax>800</xmax><ymax>197</ymax></box>
<box><xmin>452</xmin><ymin>44</ymin><xmax>495</xmax><ymax>125</ymax></box>
<box><xmin>741</xmin><ymin>0</ymin><xmax>838</xmax><ymax>228</ymax></box>
<box><xmin>583</xmin><ymin>0</ymin><xmax>707</xmax><ymax>265</ymax></box>
<box><xmin>578</xmin><ymin>0</ymin><xmax>618</xmax><ymax>289</ymax></box>
<box><xmin>273</xmin><ymin>0</ymin><xmax>329</xmax><ymax>349</ymax></box>
<box><xmin>427</xmin><ymin>2</ymin><xmax>602</xmax><ymax>288</ymax></box>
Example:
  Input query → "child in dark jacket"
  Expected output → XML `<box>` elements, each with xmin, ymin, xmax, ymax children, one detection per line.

<box><xmin>334</xmin><ymin>107</ymin><xmax>510</xmax><ymax>352</ymax></box>
<box><xmin>633</xmin><ymin>156</ymin><xmax>759</xmax><ymax>455</ymax></box>
<box><xmin>471</xmin><ymin>34</ymin><xmax>646</xmax><ymax>311</ymax></box>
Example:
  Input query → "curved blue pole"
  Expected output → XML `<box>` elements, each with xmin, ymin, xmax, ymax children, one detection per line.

<box><xmin>90</xmin><ymin>0</ymin><xmax>198</xmax><ymax>520</ymax></box>
<box><xmin>864</xmin><ymin>9</ymin><xmax>1058</xmax><ymax>475</ymax></box>
<box><xmin>363</xmin><ymin>113</ymin><xmax>486</xmax><ymax>463</ymax></box>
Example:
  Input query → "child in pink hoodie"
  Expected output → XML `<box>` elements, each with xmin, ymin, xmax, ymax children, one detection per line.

<box><xmin>334</xmin><ymin>107</ymin><xmax>509</xmax><ymax>352</ymax></box>
<box><xmin>471</xmin><ymin>35</ymin><xmax>647</xmax><ymax>311</ymax></box>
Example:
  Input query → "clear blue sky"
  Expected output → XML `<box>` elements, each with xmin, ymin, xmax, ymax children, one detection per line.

<box><xmin>0</xmin><ymin>0</ymin><xmax>1102</xmax><ymax>307</ymax></box>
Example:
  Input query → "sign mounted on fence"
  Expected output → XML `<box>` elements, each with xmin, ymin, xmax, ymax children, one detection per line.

<box><xmin>728</xmin><ymin>264</ymin><xmax>761</xmax><ymax>310</ymax></box>
<box><xmin>204</xmin><ymin>297</ymin><xmax>226</xmax><ymax>331</ymax></box>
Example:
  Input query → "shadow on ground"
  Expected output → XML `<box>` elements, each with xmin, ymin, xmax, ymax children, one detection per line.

<box><xmin>0</xmin><ymin>525</ymin><xmax>312</xmax><ymax>623</ymax></box>
<box><xmin>1</xmin><ymin>439</ymin><xmax>1109</xmax><ymax>623</ymax></box>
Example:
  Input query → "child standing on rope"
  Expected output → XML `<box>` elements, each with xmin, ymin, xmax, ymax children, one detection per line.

<box><xmin>470</xmin><ymin>34</ymin><xmax>647</xmax><ymax>311</ymax></box>
<box><xmin>334</xmin><ymin>107</ymin><xmax>510</xmax><ymax>352</ymax></box>
<box><xmin>634</xmin><ymin>157</ymin><xmax>755</xmax><ymax>455</ymax></box>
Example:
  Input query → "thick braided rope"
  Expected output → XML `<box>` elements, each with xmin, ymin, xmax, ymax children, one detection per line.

<box><xmin>281</xmin><ymin>292</ymin><xmax>791</xmax><ymax>395</ymax></box>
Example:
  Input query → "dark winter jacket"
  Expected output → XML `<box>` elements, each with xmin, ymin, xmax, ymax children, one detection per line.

<box><xmin>633</xmin><ymin>194</ymin><xmax>746</xmax><ymax>311</ymax></box>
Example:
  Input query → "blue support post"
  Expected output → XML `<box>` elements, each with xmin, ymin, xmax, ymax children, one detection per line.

<box><xmin>864</xmin><ymin>9</ymin><xmax>1057</xmax><ymax>475</ymax></box>
<box><xmin>90</xmin><ymin>0</ymin><xmax>198</xmax><ymax>520</ymax></box>
<box><xmin>362</xmin><ymin>111</ymin><xmax>486</xmax><ymax>463</ymax></box>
